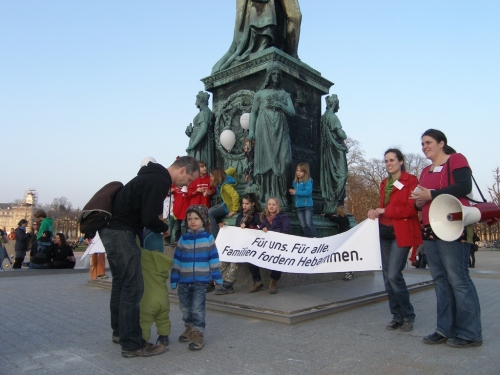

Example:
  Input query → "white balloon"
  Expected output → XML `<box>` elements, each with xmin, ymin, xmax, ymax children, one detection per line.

<box><xmin>220</xmin><ymin>129</ymin><xmax>236</xmax><ymax>152</ymax></box>
<box><xmin>240</xmin><ymin>113</ymin><xmax>250</xmax><ymax>130</ymax></box>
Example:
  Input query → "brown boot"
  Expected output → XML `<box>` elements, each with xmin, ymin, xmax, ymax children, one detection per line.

<box><xmin>188</xmin><ymin>330</ymin><xmax>205</xmax><ymax>350</ymax></box>
<box><xmin>178</xmin><ymin>325</ymin><xmax>192</xmax><ymax>343</ymax></box>
<box><xmin>269</xmin><ymin>279</ymin><xmax>278</xmax><ymax>294</ymax></box>
<box><xmin>249</xmin><ymin>281</ymin><xmax>264</xmax><ymax>293</ymax></box>
<box><xmin>121</xmin><ymin>342</ymin><xmax>166</xmax><ymax>358</ymax></box>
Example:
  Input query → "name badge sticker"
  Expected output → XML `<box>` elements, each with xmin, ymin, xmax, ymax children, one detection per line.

<box><xmin>433</xmin><ymin>166</ymin><xmax>443</xmax><ymax>173</ymax></box>
<box><xmin>393</xmin><ymin>180</ymin><xmax>404</xmax><ymax>190</ymax></box>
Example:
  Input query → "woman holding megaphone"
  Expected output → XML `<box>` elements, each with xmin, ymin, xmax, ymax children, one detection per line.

<box><xmin>367</xmin><ymin>149</ymin><xmax>422</xmax><ymax>333</ymax></box>
<box><xmin>411</xmin><ymin>129</ymin><xmax>482</xmax><ymax>348</ymax></box>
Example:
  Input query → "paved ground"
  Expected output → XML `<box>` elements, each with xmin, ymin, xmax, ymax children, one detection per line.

<box><xmin>1</xmin><ymin>249</ymin><xmax>499</xmax><ymax>375</ymax></box>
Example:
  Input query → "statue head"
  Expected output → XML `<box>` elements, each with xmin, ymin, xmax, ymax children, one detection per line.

<box><xmin>196</xmin><ymin>91</ymin><xmax>210</xmax><ymax>106</ymax></box>
<box><xmin>328</xmin><ymin>94</ymin><xmax>340</xmax><ymax>112</ymax></box>
<box><xmin>262</xmin><ymin>63</ymin><xmax>282</xmax><ymax>89</ymax></box>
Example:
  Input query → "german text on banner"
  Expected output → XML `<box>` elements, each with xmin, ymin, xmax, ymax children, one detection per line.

<box><xmin>216</xmin><ymin>219</ymin><xmax>382</xmax><ymax>273</ymax></box>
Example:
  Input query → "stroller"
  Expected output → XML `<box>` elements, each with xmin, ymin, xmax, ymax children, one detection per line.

<box><xmin>1</xmin><ymin>245</ymin><xmax>13</xmax><ymax>270</ymax></box>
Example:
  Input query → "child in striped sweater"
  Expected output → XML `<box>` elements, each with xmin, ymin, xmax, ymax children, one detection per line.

<box><xmin>170</xmin><ymin>204</ymin><xmax>222</xmax><ymax>351</ymax></box>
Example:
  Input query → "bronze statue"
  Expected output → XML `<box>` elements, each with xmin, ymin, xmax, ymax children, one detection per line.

<box><xmin>212</xmin><ymin>0</ymin><xmax>302</xmax><ymax>73</ymax></box>
<box><xmin>320</xmin><ymin>94</ymin><xmax>348</xmax><ymax>213</ymax></box>
<box><xmin>186</xmin><ymin>91</ymin><xmax>215</xmax><ymax>170</ymax></box>
<box><xmin>248</xmin><ymin>64</ymin><xmax>294</xmax><ymax>204</ymax></box>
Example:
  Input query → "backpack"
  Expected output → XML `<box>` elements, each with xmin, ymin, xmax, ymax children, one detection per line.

<box><xmin>33</xmin><ymin>240</ymin><xmax>53</xmax><ymax>260</ymax></box>
<box><xmin>77</xmin><ymin>181</ymin><xmax>124</xmax><ymax>239</ymax></box>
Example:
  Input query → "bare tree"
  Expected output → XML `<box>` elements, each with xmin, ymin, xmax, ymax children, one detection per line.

<box><xmin>345</xmin><ymin>137</ymin><xmax>365</xmax><ymax>169</ymax></box>
<box><xmin>405</xmin><ymin>153</ymin><xmax>429</xmax><ymax>178</ymax></box>
<box><xmin>488</xmin><ymin>167</ymin><xmax>500</xmax><ymax>206</ymax></box>
<box><xmin>43</xmin><ymin>197</ymin><xmax>78</xmax><ymax>239</ymax></box>
<box><xmin>343</xmin><ymin>140</ymin><xmax>430</xmax><ymax>224</ymax></box>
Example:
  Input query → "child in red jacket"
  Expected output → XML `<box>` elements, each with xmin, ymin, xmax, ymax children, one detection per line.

<box><xmin>188</xmin><ymin>161</ymin><xmax>215</xmax><ymax>207</ymax></box>
<box><xmin>172</xmin><ymin>185</ymin><xmax>190</xmax><ymax>243</ymax></box>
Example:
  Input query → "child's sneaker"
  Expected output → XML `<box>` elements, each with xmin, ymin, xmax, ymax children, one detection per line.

<box><xmin>156</xmin><ymin>335</ymin><xmax>169</xmax><ymax>346</ymax></box>
<box><xmin>188</xmin><ymin>330</ymin><xmax>205</xmax><ymax>350</ymax></box>
<box><xmin>214</xmin><ymin>282</ymin><xmax>234</xmax><ymax>295</ymax></box>
<box><xmin>178</xmin><ymin>325</ymin><xmax>192</xmax><ymax>343</ymax></box>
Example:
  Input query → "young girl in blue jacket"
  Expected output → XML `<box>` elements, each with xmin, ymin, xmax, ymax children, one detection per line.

<box><xmin>289</xmin><ymin>162</ymin><xmax>317</xmax><ymax>237</ymax></box>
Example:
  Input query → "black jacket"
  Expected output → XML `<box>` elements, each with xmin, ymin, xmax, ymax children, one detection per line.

<box><xmin>15</xmin><ymin>226</ymin><xmax>29</xmax><ymax>253</ymax></box>
<box><xmin>325</xmin><ymin>214</ymin><xmax>350</xmax><ymax>233</ymax></box>
<box><xmin>53</xmin><ymin>244</ymin><xmax>75</xmax><ymax>261</ymax></box>
<box><xmin>30</xmin><ymin>237</ymin><xmax>55</xmax><ymax>264</ymax></box>
<box><xmin>108</xmin><ymin>162</ymin><xmax>171</xmax><ymax>233</ymax></box>
<box><xmin>235</xmin><ymin>211</ymin><xmax>261</xmax><ymax>229</ymax></box>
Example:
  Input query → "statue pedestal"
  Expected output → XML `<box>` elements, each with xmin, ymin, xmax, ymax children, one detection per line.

<box><xmin>202</xmin><ymin>47</ymin><xmax>333</xmax><ymax>212</ymax></box>
<box><xmin>199</xmin><ymin>49</ymin><xmax>372</xmax><ymax>288</ymax></box>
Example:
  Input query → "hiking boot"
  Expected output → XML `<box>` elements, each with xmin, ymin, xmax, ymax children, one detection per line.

<box><xmin>249</xmin><ymin>281</ymin><xmax>264</xmax><ymax>293</ymax></box>
<box><xmin>156</xmin><ymin>335</ymin><xmax>169</xmax><ymax>346</ymax></box>
<box><xmin>422</xmin><ymin>332</ymin><xmax>447</xmax><ymax>345</ymax></box>
<box><xmin>343</xmin><ymin>272</ymin><xmax>354</xmax><ymax>281</ymax></box>
<box><xmin>269</xmin><ymin>279</ymin><xmax>278</xmax><ymax>294</ymax></box>
<box><xmin>112</xmin><ymin>335</ymin><xmax>120</xmax><ymax>344</ymax></box>
<box><xmin>386</xmin><ymin>321</ymin><xmax>402</xmax><ymax>330</ymax></box>
<box><xmin>446</xmin><ymin>337</ymin><xmax>483</xmax><ymax>348</ymax></box>
<box><xmin>188</xmin><ymin>330</ymin><xmax>205</xmax><ymax>351</ymax></box>
<box><xmin>214</xmin><ymin>282</ymin><xmax>234</xmax><ymax>295</ymax></box>
<box><xmin>121</xmin><ymin>342</ymin><xmax>165</xmax><ymax>358</ymax></box>
<box><xmin>400</xmin><ymin>321</ymin><xmax>414</xmax><ymax>332</ymax></box>
<box><xmin>179</xmin><ymin>325</ymin><xmax>192</xmax><ymax>343</ymax></box>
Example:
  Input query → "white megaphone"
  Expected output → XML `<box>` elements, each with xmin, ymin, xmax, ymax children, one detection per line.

<box><xmin>429</xmin><ymin>194</ymin><xmax>500</xmax><ymax>241</ymax></box>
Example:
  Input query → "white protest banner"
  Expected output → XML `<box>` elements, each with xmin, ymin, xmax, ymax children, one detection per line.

<box><xmin>216</xmin><ymin>218</ymin><xmax>381</xmax><ymax>273</ymax></box>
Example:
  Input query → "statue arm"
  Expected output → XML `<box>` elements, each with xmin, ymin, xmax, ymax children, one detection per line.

<box><xmin>188</xmin><ymin>113</ymin><xmax>210</xmax><ymax>149</ymax></box>
<box><xmin>280</xmin><ymin>92</ymin><xmax>295</xmax><ymax>116</ymax></box>
<box><xmin>248</xmin><ymin>92</ymin><xmax>261</xmax><ymax>140</ymax></box>
<box><xmin>331</xmin><ymin>115</ymin><xmax>347</xmax><ymax>140</ymax></box>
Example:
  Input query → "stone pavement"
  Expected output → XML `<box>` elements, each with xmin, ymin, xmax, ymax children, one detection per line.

<box><xmin>1</xmin><ymin>250</ymin><xmax>500</xmax><ymax>375</ymax></box>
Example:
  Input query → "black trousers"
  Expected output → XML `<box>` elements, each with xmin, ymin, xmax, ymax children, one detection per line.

<box><xmin>248</xmin><ymin>264</ymin><xmax>281</xmax><ymax>282</ymax></box>
<box><xmin>13</xmin><ymin>258</ymin><xmax>24</xmax><ymax>269</ymax></box>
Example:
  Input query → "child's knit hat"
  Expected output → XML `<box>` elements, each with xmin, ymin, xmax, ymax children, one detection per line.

<box><xmin>186</xmin><ymin>204</ymin><xmax>209</xmax><ymax>229</ymax></box>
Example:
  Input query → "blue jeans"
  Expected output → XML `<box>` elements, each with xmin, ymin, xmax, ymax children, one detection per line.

<box><xmin>296</xmin><ymin>206</ymin><xmax>317</xmax><ymax>237</ymax></box>
<box><xmin>419</xmin><ymin>254</ymin><xmax>428</xmax><ymax>269</ymax></box>
<box><xmin>380</xmin><ymin>238</ymin><xmax>415</xmax><ymax>323</ymax></box>
<box><xmin>99</xmin><ymin>228</ymin><xmax>145</xmax><ymax>351</ymax></box>
<box><xmin>208</xmin><ymin>203</ymin><xmax>227</xmax><ymax>239</ymax></box>
<box><xmin>174</xmin><ymin>219</ymin><xmax>185</xmax><ymax>242</ymax></box>
<box><xmin>177</xmin><ymin>282</ymin><xmax>207</xmax><ymax>333</ymax></box>
<box><xmin>425</xmin><ymin>240</ymin><xmax>482</xmax><ymax>341</ymax></box>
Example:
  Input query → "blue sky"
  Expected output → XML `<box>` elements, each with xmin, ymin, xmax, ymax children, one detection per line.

<box><xmin>2</xmin><ymin>0</ymin><xmax>499</xmax><ymax>208</ymax></box>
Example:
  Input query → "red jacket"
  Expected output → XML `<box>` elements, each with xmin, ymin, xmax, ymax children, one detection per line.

<box><xmin>188</xmin><ymin>175</ymin><xmax>215</xmax><ymax>207</ymax></box>
<box><xmin>378</xmin><ymin>171</ymin><xmax>422</xmax><ymax>248</ymax></box>
<box><xmin>171</xmin><ymin>185</ymin><xmax>190</xmax><ymax>220</ymax></box>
